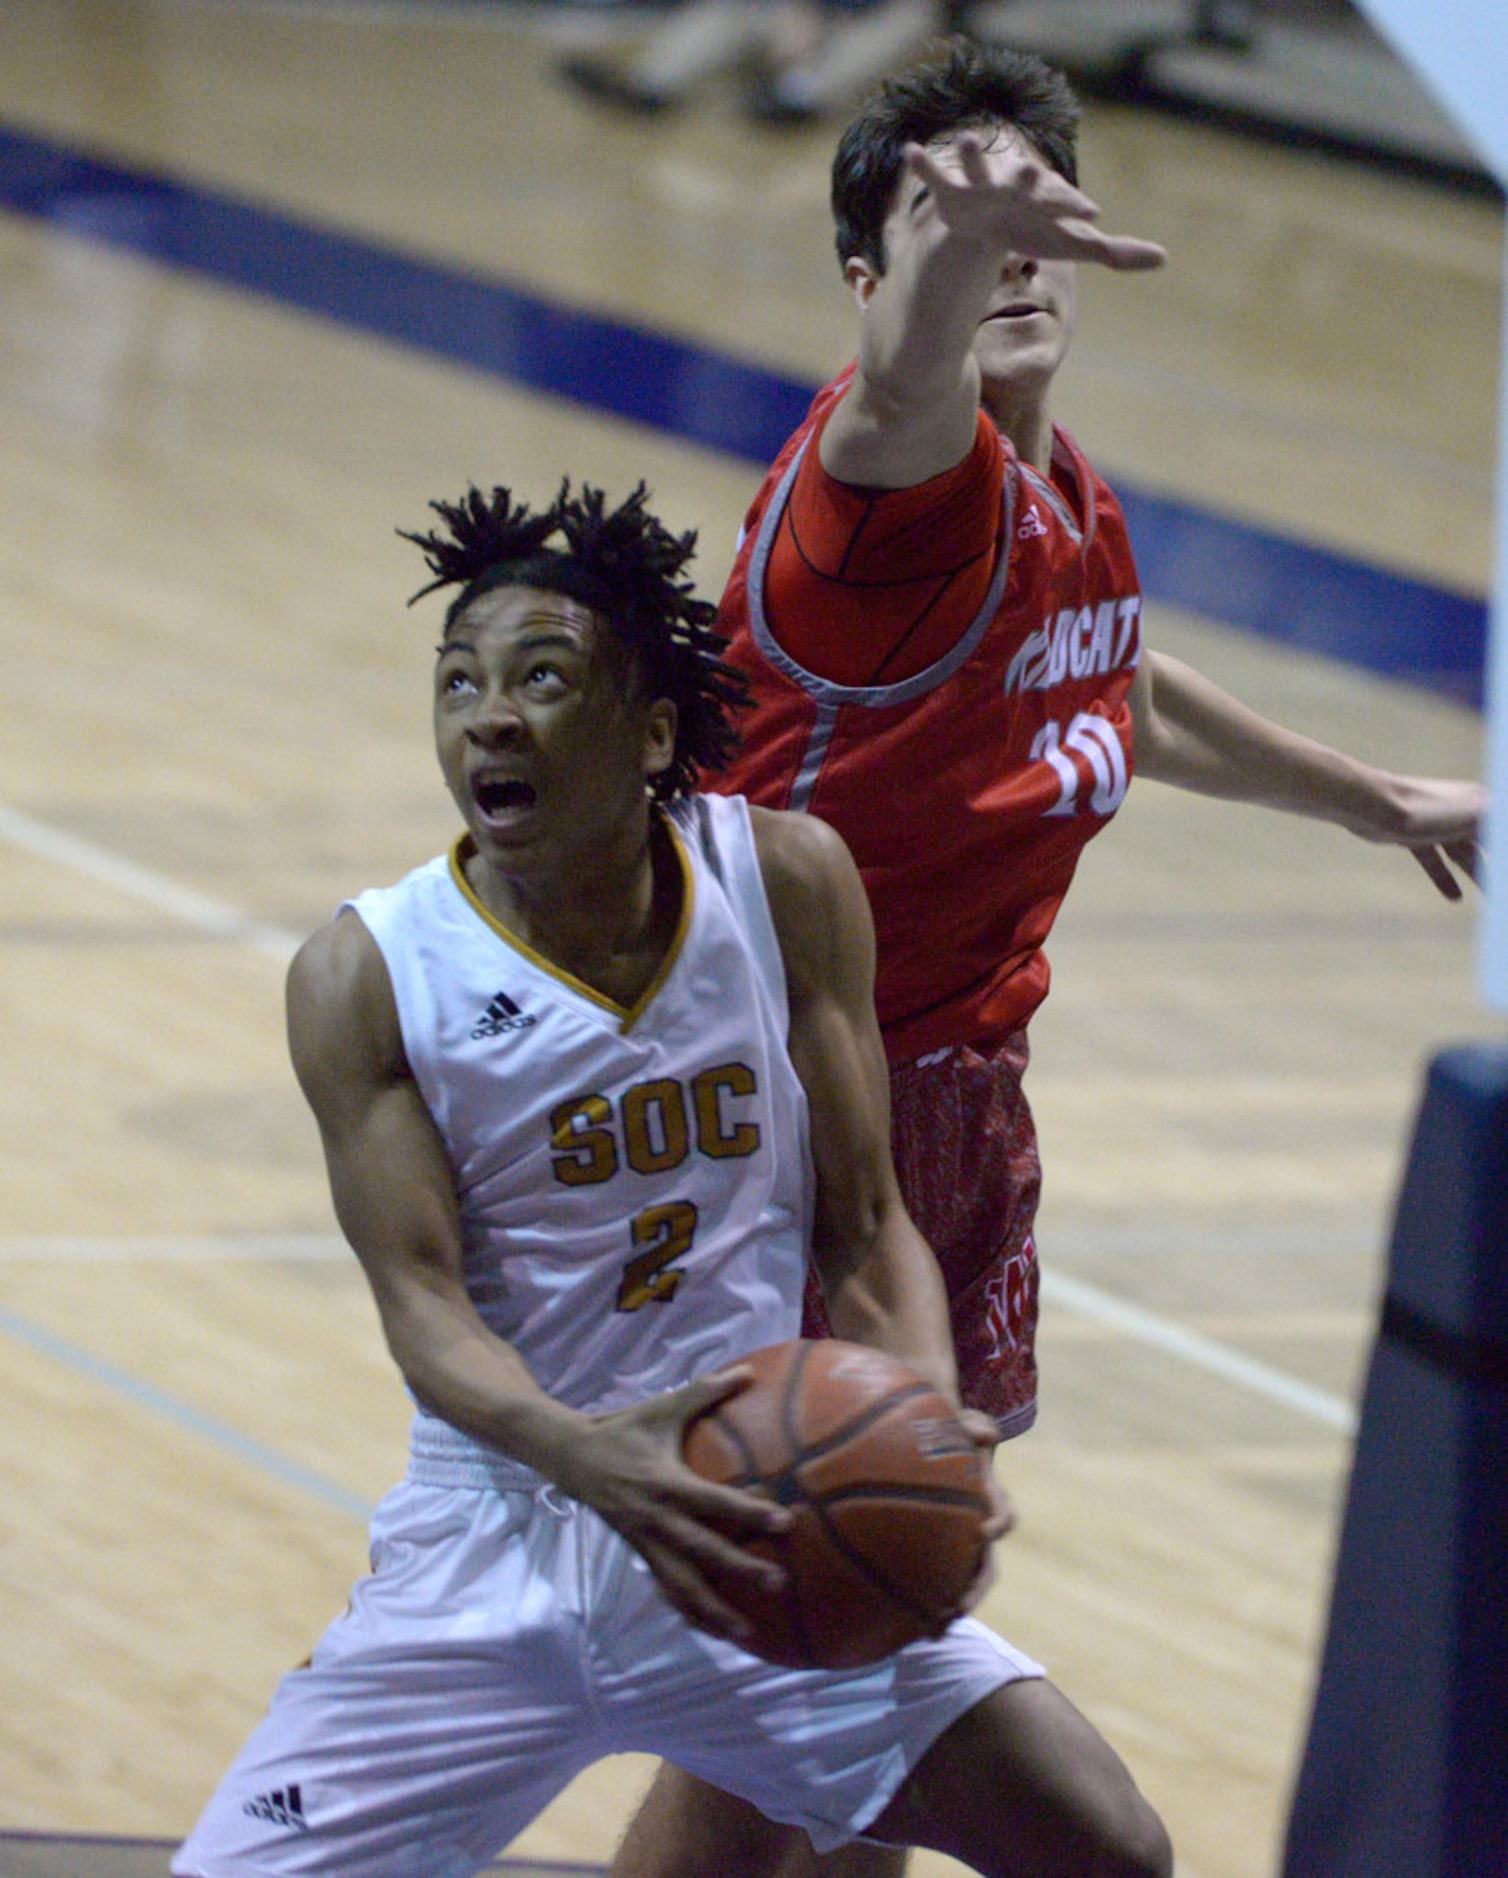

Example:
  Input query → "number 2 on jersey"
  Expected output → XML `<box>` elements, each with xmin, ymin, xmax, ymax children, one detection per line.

<box><xmin>617</xmin><ymin>1200</ymin><xmax>698</xmax><ymax>1311</ymax></box>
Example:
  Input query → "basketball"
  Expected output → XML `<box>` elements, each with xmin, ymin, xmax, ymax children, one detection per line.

<box><xmin>682</xmin><ymin>1338</ymin><xmax>990</xmax><ymax>1669</ymax></box>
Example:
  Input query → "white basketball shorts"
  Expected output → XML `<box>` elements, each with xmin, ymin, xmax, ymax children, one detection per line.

<box><xmin>173</xmin><ymin>1477</ymin><xmax>1042</xmax><ymax>1877</ymax></box>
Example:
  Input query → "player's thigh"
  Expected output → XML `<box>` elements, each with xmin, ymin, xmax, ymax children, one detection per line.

<box><xmin>869</xmin><ymin>1677</ymin><xmax>1172</xmax><ymax>1878</ymax></box>
<box><xmin>611</xmin><ymin>1765</ymin><xmax>907</xmax><ymax>1878</ymax></box>
<box><xmin>612</xmin><ymin>1763</ymin><xmax>803</xmax><ymax>1878</ymax></box>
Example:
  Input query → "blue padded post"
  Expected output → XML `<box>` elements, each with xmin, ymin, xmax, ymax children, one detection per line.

<box><xmin>1283</xmin><ymin>1042</ymin><xmax>1508</xmax><ymax>1878</ymax></box>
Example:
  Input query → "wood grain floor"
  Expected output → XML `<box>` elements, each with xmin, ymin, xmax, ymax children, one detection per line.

<box><xmin>0</xmin><ymin>5</ymin><xmax>1500</xmax><ymax>1876</ymax></box>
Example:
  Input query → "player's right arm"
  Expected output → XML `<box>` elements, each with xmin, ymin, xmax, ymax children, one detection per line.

<box><xmin>286</xmin><ymin>909</ymin><xmax>791</xmax><ymax>1639</ymax></box>
<box><xmin>822</xmin><ymin>135</ymin><xmax>1164</xmax><ymax>490</ymax></box>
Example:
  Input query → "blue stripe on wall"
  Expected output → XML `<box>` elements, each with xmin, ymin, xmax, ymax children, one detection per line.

<box><xmin>0</xmin><ymin>122</ymin><xmax>1486</xmax><ymax>708</ymax></box>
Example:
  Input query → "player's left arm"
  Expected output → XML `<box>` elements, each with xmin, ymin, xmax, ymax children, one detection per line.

<box><xmin>753</xmin><ymin>806</ymin><xmax>1012</xmax><ymax>1568</ymax></box>
<box><xmin>1130</xmin><ymin>647</ymin><xmax>1484</xmax><ymax>900</ymax></box>
<box><xmin>750</xmin><ymin>805</ymin><xmax>959</xmax><ymax>1402</ymax></box>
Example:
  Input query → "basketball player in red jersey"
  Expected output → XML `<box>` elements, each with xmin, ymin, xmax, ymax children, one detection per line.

<box><xmin>610</xmin><ymin>35</ymin><xmax>1484</xmax><ymax>1878</ymax></box>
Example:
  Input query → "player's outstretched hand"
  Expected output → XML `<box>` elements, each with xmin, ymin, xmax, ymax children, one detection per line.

<box><xmin>555</xmin><ymin>1367</ymin><xmax>793</xmax><ymax>1646</ymax></box>
<box><xmin>1354</xmin><ymin>774</ymin><xmax>1485</xmax><ymax>901</ymax></box>
<box><xmin>903</xmin><ymin>133</ymin><xmax>1167</xmax><ymax>273</ymax></box>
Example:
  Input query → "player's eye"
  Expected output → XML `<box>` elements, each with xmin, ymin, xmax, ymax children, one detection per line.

<box><xmin>523</xmin><ymin>662</ymin><xmax>569</xmax><ymax>696</ymax></box>
<box><xmin>437</xmin><ymin>663</ymin><xmax>478</xmax><ymax>697</ymax></box>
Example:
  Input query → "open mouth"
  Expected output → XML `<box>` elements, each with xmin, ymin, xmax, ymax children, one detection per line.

<box><xmin>472</xmin><ymin>776</ymin><xmax>536</xmax><ymax>817</ymax></box>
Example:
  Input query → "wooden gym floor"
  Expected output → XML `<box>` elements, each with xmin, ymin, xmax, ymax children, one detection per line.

<box><xmin>0</xmin><ymin>4</ymin><xmax>1501</xmax><ymax>1875</ymax></box>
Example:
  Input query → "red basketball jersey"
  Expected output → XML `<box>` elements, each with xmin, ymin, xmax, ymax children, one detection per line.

<box><xmin>711</xmin><ymin>369</ymin><xmax>1143</xmax><ymax>1064</ymax></box>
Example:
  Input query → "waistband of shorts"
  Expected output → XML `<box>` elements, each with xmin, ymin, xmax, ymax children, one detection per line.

<box><xmin>892</xmin><ymin>1028</ymin><xmax>1030</xmax><ymax>1079</ymax></box>
<box><xmin>406</xmin><ymin>1411</ymin><xmax>548</xmax><ymax>1493</ymax></box>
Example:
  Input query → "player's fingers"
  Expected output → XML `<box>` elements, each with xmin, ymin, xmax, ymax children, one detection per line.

<box><xmin>663</xmin><ymin>1363</ymin><xmax>756</xmax><ymax>1427</ymax></box>
<box><xmin>677</xmin><ymin>1472</ymin><xmax>793</xmax><ymax>1544</ymax></box>
<box><xmin>640</xmin><ymin>1540</ymin><xmax>763</xmax><ymax>1645</ymax></box>
<box><xmin>961</xmin><ymin>1414</ymin><xmax>1015</xmax><ymax>1537</ymax></box>
<box><xmin>652</xmin><ymin>1498</ymin><xmax>789</xmax><ymax>1592</ymax></box>
<box><xmin>902</xmin><ymin>139</ymin><xmax>955</xmax><ymax>189</ymax></box>
<box><xmin>953</xmin><ymin>130</ymin><xmax>993</xmax><ymax>184</ymax></box>
<box><xmin>1443</xmin><ymin>836</ymin><xmax>1482</xmax><ymax>885</ymax></box>
<box><xmin>983</xmin><ymin>1476</ymin><xmax>1017</xmax><ymax>1540</ymax></box>
<box><xmin>1411</xmin><ymin>844</ymin><xmax>1465</xmax><ymax>901</ymax></box>
<box><xmin>1087</xmin><ymin>230</ymin><xmax>1168</xmax><ymax>271</ymax></box>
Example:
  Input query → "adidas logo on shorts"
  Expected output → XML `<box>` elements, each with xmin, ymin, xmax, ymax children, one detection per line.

<box><xmin>471</xmin><ymin>989</ymin><xmax>538</xmax><ymax>1040</ymax></box>
<box><xmin>244</xmin><ymin>1784</ymin><xmax>308</xmax><ymax>1833</ymax></box>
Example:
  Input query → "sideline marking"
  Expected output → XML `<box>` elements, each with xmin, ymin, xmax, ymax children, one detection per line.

<box><xmin>0</xmin><ymin>802</ymin><xmax>301</xmax><ymax>959</ymax></box>
<box><xmin>0</xmin><ymin>1304</ymin><xmax>374</xmax><ymax>1521</ymax></box>
<box><xmin>1042</xmin><ymin>1269</ymin><xmax>1359</xmax><ymax>1434</ymax></box>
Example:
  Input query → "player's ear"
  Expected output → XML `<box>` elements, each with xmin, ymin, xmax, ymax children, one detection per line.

<box><xmin>845</xmin><ymin>255</ymin><xmax>881</xmax><ymax>310</ymax></box>
<box><xmin>644</xmin><ymin>698</ymin><xmax>677</xmax><ymax>780</ymax></box>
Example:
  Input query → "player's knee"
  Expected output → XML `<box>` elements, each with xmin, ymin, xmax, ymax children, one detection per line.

<box><xmin>1092</xmin><ymin>1789</ymin><xmax>1172</xmax><ymax>1878</ymax></box>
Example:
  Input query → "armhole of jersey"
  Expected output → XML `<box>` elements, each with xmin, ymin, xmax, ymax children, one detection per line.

<box><xmin>685</xmin><ymin>794</ymin><xmax>790</xmax><ymax>1031</ymax></box>
<box><xmin>338</xmin><ymin>885</ymin><xmax>429</xmax><ymax>1115</ymax></box>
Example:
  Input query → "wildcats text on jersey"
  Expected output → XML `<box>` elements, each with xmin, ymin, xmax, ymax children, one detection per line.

<box><xmin>1003</xmin><ymin>594</ymin><xmax>1141</xmax><ymax>697</ymax></box>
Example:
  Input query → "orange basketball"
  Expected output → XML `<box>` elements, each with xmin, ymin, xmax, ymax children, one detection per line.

<box><xmin>682</xmin><ymin>1338</ymin><xmax>990</xmax><ymax>1669</ymax></box>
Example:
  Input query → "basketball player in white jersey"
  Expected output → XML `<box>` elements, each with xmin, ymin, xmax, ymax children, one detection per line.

<box><xmin>171</xmin><ymin>479</ymin><xmax>1171</xmax><ymax>1878</ymax></box>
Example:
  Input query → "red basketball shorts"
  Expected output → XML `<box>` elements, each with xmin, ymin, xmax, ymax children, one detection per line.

<box><xmin>802</xmin><ymin>1032</ymin><xmax>1042</xmax><ymax>1438</ymax></box>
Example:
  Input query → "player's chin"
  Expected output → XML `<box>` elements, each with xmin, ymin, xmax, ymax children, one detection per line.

<box><xmin>976</xmin><ymin>334</ymin><xmax>1063</xmax><ymax>390</ymax></box>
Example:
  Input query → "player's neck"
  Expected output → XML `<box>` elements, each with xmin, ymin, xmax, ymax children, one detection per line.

<box><xmin>981</xmin><ymin>381</ymin><xmax>1054</xmax><ymax>474</ymax></box>
<box><xmin>473</xmin><ymin>814</ymin><xmax>682</xmax><ymax>1007</ymax></box>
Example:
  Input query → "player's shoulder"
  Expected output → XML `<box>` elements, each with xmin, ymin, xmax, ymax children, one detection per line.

<box><xmin>287</xmin><ymin>909</ymin><xmax>404</xmax><ymax>1079</ymax></box>
<box><xmin>748</xmin><ymin>802</ymin><xmax>855</xmax><ymax>891</ymax></box>
<box><xmin>289</xmin><ymin>906</ymin><xmax>383</xmax><ymax>1001</ymax></box>
<box><xmin>748</xmin><ymin>805</ymin><xmax>868</xmax><ymax>949</ymax></box>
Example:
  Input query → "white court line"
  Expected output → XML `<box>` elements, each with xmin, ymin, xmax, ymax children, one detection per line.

<box><xmin>0</xmin><ymin>801</ymin><xmax>300</xmax><ymax>961</ymax></box>
<box><xmin>1</xmin><ymin>802</ymin><xmax>1360</xmax><ymax>1436</ymax></box>
<box><xmin>1042</xmin><ymin>1269</ymin><xmax>1359</xmax><ymax>1435</ymax></box>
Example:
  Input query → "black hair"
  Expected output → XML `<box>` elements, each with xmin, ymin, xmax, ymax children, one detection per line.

<box><xmin>831</xmin><ymin>36</ymin><xmax>1080</xmax><ymax>274</ymax></box>
<box><xmin>400</xmin><ymin>479</ymin><xmax>749</xmax><ymax>802</ymax></box>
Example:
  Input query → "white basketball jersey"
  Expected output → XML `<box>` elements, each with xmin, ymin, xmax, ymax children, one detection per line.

<box><xmin>348</xmin><ymin>792</ymin><xmax>813</xmax><ymax>1485</ymax></box>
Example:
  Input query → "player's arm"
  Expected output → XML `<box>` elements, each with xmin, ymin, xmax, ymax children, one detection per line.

<box><xmin>287</xmin><ymin>910</ymin><xmax>578</xmax><ymax>1455</ymax></box>
<box><xmin>750</xmin><ymin>806</ymin><xmax>959</xmax><ymax>1401</ymax></box>
<box><xmin>286</xmin><ymin>910</ymin><xmax>790</xmax><ymax>1639</ymax></box>
<box><xmin>1130</xmin><ymin>648</ymin><xmax>1483</xmax><ymax>899</ymax></box>
<box><xmin>822</xmin><ymin>134</ymin><xmax>1164</xmax><ymax>490</ymax></box>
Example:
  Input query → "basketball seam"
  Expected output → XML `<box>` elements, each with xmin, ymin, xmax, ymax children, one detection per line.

<box><xmin>811</xmin><ymin>1483</ymin><xmax>983</xmax><ymax>1509</ymax></box>
<box><xmin>783</xmin><ymin>1377</ymin><xmax>942</xmax><ymax>1471</ymax></box>
<box><xmin>807</xmin><ymin>1498</ymin><xmax>971</xmax><ymax>1628</ymax></box>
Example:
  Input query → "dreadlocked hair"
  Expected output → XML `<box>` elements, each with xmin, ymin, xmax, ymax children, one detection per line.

<box><xmin>400</xmin><ymin>479</ymin><xmax>750</xmax><ymax>802</ymax></box>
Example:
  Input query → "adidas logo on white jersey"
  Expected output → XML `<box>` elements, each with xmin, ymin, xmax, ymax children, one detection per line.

<box><xmin>471</xmin><ymin>989</ymin><xmax>538</xmax><ymax>1040</ymax></box>
<box><xmin>244</xmin><ymin>1784</ymin><xmax>308</xmax><ymax>1833</ymax></box>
